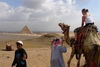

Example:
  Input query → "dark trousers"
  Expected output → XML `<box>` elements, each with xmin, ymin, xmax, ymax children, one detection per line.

<box><xmin>85</xmin><ymin>23</ymin><xmax>98</xmax><ymax>32</ymax></box>
<box><xmin>16</xmin><ymin>60</ymin><xmax>27</xmax><ymax>67</ymax></box>
<box><xmin>85</xmin><ymin>23</ymin><xmax>94</xmax><ymax>27</ymax></box>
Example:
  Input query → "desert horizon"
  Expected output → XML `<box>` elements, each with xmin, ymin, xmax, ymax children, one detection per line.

<box><xmin>0</xmin><ymin>0</ymin><xmax>100</xmax><ymax>67</ymax></box>
<box><xmin>0</xmin><ymin>32</ymin><xmax>85</xmax><ymax>67</ymax></box>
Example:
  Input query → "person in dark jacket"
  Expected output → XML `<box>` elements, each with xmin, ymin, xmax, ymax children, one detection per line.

<box><xmin>12</xmin><ymin>41</ymin><xmax>27</xmax><ymax>67</ymax></box>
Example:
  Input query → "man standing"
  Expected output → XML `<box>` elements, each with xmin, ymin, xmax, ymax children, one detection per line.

<box><xmin>12</xmin><ymin>41</ymin><xmax>27</xmax><ymax>67</ymax></box>
<box><xmin>51</xmin><ymin>38</ymin><xmax>67</xmax><ymax>67</ymax></box>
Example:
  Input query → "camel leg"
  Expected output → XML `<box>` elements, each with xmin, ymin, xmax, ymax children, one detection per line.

<box><xmin>67</xmin><ymin>47</ymin><xmax>75</xmax><ymax>67</ymax></box>
<box><xmin>77</xmin><ymin>54</ymin><xmax>81</xmax><ymax>67</ymax></box>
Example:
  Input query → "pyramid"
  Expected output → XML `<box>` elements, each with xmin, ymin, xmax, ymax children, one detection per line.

<box><xmin>21</xmin><ymin>25</ymin><xmax>32</xmax><ymax>34</ymax></box>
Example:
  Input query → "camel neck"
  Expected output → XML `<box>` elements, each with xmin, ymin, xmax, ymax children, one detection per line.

<box><xmin>64</xmin><ymin>28</ymin><xmax>70</xmax><ymax>45</ymax></box>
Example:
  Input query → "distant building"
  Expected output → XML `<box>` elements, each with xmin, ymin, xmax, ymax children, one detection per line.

<box><xmin>21</xmin><ymin>25</ymin><xmax>32</xmax><ymax>34</ymax></box>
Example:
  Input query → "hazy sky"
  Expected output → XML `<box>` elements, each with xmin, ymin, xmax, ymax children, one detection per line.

<box><xmin>0</xmin><ymin>0</ymin><xmax>100</xmax><ymax>32</ymax></box>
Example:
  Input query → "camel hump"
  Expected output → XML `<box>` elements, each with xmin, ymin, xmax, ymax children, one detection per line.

<box><xmin>74</xmin><ymin>25</ymin><xmax>98</xmax><ymax>46</ymax></box>
<box><xmin>74</xmin><ymin>25</ymin><xmax>98</xmax><ymax>34</ymax></box>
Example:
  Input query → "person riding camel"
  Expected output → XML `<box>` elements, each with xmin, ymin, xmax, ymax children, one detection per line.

<box><xmin>81</xmin><ymin>8</ymin><xmax>94</xmax><ymax>27</ymax></box>
<box><xmin>74</xmin><ymin>8</ymin><xmax>98</xmax><ymax>59</ymax></box>
<box><xmin>75</xmin><ymin>8</ymin><xmax>98</xmax><ymax>44</ymax></box>
<box><xmin>74</xmin><ymin>8</ymin><xmax>98</xmax><ymax>58</ymax></box>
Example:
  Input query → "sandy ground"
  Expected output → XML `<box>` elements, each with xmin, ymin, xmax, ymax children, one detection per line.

<box><xmin>0</xmin><ymin>47</ymin><xmax>85</xmax><ymax>67</ymax></box>
<box><xmin>0</xmin><ymin>32</ymin><xmax>85</xmax><ymax>67</ymax></box>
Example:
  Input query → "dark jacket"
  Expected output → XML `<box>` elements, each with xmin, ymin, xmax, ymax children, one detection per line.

<box><xmin>12</xmin><ymin>48</ymin><xmax>27</xmax><ymax>67</ymax></box>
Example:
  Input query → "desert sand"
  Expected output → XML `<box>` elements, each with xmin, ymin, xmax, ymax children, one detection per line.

<box><xmin>0</xmin><ymin>33</ymin><xmax>85</xmax><ymax>67</ymax></box>
<box><xmin>0</xmin><ymin>47</ymin><xmax>85</xmax><ymax>67</ymax></box>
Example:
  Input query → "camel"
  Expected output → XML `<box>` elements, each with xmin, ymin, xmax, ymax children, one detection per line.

<box><xmin>59</xmin><ymin>23</ymin><xmax>100</xmax><ymax>67</ymax></box>
<box><xmin>59</xmin><ymin>23</ymin><xmax>82</xmax><ymax>67</ymax></box>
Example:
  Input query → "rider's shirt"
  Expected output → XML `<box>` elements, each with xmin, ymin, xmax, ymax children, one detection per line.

<box><xmin>85</xmin><ymin>16</ymin><xmax>94</xmax><ymax>24</ymax></box>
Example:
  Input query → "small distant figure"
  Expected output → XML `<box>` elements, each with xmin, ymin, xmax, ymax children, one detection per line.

<box><xmin>6</xmin><ymin>42</ymin><xmax>13</xmax><ymax>51</ymax></box>
<box><xmin>50</xmin><ymin>38</ymin><xmax>67</xmax><ymax>67</ymax></box>
<box><xmin>12</xmin><ymin>41</ymin><xmax>27</xmax><ymax>67</ymax></box>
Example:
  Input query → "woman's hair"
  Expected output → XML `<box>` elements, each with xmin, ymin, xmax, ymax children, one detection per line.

<box><xmin>85</xmin><ymin>9</ymin><xmax>88</xmax><ymax>12</ymax></box>
<box><xmin>82</xmin><ymin>8</ymin><xmax>86</xmax><ymax>12</ymax></box>
<box><xmin>82</xmin><ymin>8</ymin><xmax>89</xmax><ymax>13</ymax></box>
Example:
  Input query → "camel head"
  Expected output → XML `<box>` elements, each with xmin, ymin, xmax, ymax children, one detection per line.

<box><xmin>59</xmin><ymin>23</ymin><xmax>70</xmax><ymax>45</ymax></box>
<box><xmin>58</xmin><ymin>23</ymin><xmax>70</xmax><ymax>33</ymax></box>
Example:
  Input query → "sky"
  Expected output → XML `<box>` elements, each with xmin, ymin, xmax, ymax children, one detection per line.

<box><xmin>0</xmin><ymin>0</ymin><xmax>100</xmax><ymax>32</ymax></box>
